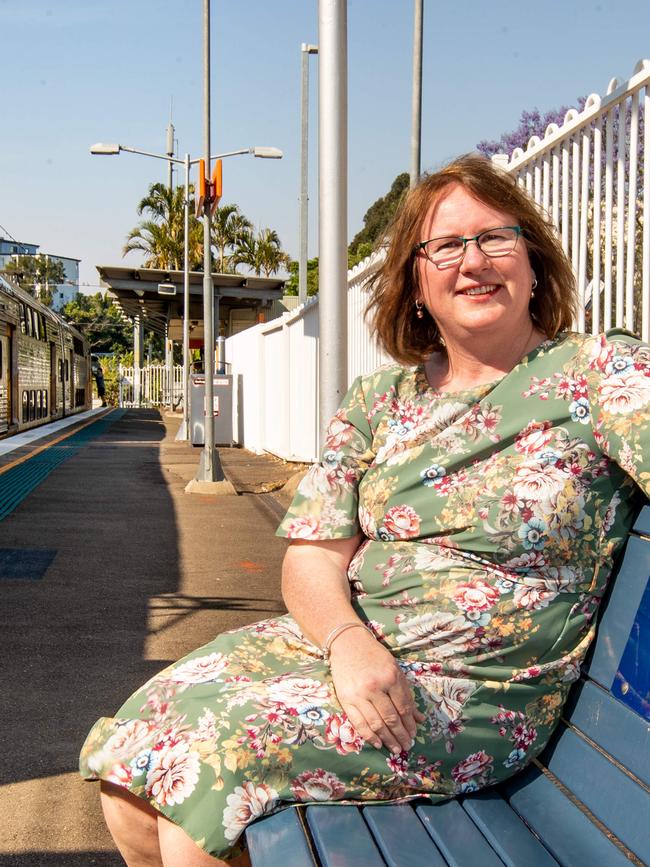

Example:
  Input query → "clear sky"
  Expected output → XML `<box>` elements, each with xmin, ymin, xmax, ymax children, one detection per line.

<box><xmin>2</xmin><ymin>0</ymin><xmax>650</xmax><ymax>292</ymax></box>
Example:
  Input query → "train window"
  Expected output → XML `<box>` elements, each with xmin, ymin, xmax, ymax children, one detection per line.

<box><xmin>20</xmin><ymin>304</ymin><xmax>28</xmax><ymax>335</ymax></box>
<box><xmin>43</xmin><ymin>391</ymin><xmax>48</xmax><ymax>415</ymax></box>
<box><xmin>65</xmin><ymin>360</ymin><xmax>69</xmax><ymax>381</ymax></box>
<box><xmin>59</xmin><ymin>359</ymin><xmax>64</xmax><ymax>382</ymax></box>
<box><xmin>32</xmin><ymin>311</ymin><xmax>39</xmax><ymax>340</ymax></box>
<box><xmin>29</xmin><ymin>391</ymin><xmax>36</xmax><ymax>421</ymax></box>
<box><xmin>22</xmin><ymin>391</ymin><xmax>28</xmax><ymax>422</ymax></box>
<box><xmin>73</xmin><ymin>336</ymin><xmax>84</xmax><ymax>355</ymax></box>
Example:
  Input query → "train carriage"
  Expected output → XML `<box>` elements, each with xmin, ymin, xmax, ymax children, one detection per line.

<box><xmin>0</xmin><ymin>274</ymin><xmax>91</xmax><ymax>437</ymax></box>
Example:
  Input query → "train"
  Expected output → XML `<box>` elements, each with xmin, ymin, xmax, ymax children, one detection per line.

<box><xmin>0</xmin><ymin>273</ymin><xmax>92</xmax><ymax>438</ymax></box>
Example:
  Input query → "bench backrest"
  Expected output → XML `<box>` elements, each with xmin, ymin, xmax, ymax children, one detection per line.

<box><xmin>503</xmin><ymin>504</ymin><xmax>650</xmax><ymax>866</ymax></box>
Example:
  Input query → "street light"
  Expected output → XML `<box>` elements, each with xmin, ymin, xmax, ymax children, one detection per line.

<box><xmin>89</xmin><ymin>140</ymin><xmax>283</xmax><ymax>441</ymax></box>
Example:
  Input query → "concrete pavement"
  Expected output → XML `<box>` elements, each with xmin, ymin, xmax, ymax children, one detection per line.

<box><xmin>0</xmin><ymin>409</ymin><xmax>307</xmax><ymax>865</ymax></box>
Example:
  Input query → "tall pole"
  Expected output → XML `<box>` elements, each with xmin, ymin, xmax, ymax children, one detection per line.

<box><xmin>299</xmin><ymin>44</ymin><xmax>318</xmax><ymax>305</ymax></box>
<box><xmin>318</xmin><ymin>0</ymin><xmax>347</xmax><ymax>451</ymax></box>
<box><xmin>182</xmin><ymin>153</ymin><xmax>191</xmax><ymax>440</ymax></box>
<box><xmin>410</xmin><ymin>0</ymin><xmax>423</xmax><ymax>188</ymax></box>
<box><xmin>198</xmin><ymin>0</ymin><xmax>221</xmax><ymax>482</ymax></box>
<box><xmin>166</xmin><ymin>122</ymin><xmax>175</xmax><ymax>192</ymax></box>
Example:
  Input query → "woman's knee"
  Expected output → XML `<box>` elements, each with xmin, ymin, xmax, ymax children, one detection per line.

<box><xmin>100</xmin><ymin>781</ymin><xmax>163</xmax><ymax>866</ymax></box>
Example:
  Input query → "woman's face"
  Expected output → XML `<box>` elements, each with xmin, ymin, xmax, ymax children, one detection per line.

<box><xmin>415</xmin><ymin>183</ymin><xmax>535</xmax><ymax>347</ymax></box>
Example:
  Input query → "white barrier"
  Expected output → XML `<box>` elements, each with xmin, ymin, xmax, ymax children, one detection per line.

<box><xmin>118</xmin><ymin>364</ymin><xmax>183</xmax><ymax>408</ymax></box>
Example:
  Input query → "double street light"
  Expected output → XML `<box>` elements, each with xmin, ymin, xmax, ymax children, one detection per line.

<box><xmin>89</xmin><ymin>141</ymin><xmax>282</xmax><ymax>441</ymax></box>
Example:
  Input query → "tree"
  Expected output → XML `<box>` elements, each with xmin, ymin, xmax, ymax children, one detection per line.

<box><xmin>123</xmin><ymin>182</ymin><xmax>203</xmax><ymax>270</ymax></box>
<box><xmin>348</xmin><ymin>172</ymin><xmax>410</xmax><ymax>258</ymax></box>
<box><xmin>3</xmin><ymin>254</ymin><xmax>66</xmax><ymax>306</ymax></box>
<box><xmin>62</xmin><ymin>292</ymin><xmax>132</xmax><ymax>355</ymax></box>
<box><xmin>211</xmin><ymin>204</ymin><xmax>253</xmax><ymax>272</ymax></box>
<box><xmin>284</xmin><ymin>257</ymin><xmax>320</xmax><ymax>296</ymax></box>
<box><xmin>476</xmin><ymin>100</ymin><xmax>586</xmax><ymax>158</ymax></box>
<box><xmin>232</xmin><ymin>228</ymin><xmax>291</xmax><ymax>277</ymax></box>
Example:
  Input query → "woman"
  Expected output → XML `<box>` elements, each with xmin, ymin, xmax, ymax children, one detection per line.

<box><xmin>80</xmin><ymin>154</ymin><xmax>650</xmax><ymax>865</ymax></box>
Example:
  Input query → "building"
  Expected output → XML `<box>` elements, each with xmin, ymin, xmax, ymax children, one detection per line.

<box><xmin>0</xmin><ymin>237</ymin><xmax>80</xmax><ymax>312</ymax></box>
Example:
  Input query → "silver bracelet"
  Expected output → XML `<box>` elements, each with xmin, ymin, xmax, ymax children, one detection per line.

<box><xmin>322</xmin><ymin>621</ymin><xmax>373</xmax><ymax>661</ymax></box>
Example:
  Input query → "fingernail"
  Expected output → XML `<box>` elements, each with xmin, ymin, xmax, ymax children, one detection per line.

<box><xmin>391</xmin><ymin>746</ymin><xmax>401</xmax><ymax>755</ymax></box>
<box><xmin>409</xmin><ymin>739</ymin><xmax>415</xmax><ymax>750</ymax></box>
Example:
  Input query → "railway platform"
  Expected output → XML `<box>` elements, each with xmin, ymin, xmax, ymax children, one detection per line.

<box><xmin>0</xmin><ymin>408</ymin><xmax>305</xmax><ymax>865</ymax></box>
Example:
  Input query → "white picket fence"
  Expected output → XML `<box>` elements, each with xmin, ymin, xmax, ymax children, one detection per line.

<box><xmin>225</xmin><ymin>59</ymin><xmax>650</xmax><ymax>463</ymax></box>
<box><xmin>118</xmin><ymin>364</ymin><xmax>184</xmax><ymax>408</ymax></box>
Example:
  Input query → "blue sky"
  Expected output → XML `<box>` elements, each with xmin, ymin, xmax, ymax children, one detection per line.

<box><xmin>2</xmin><ymin>0</ymin><xmax>650</xmax><ymax>291</ymax></box>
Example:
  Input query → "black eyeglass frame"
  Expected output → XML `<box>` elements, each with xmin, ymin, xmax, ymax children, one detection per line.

<box><xmin>414</xmin><ymin>225</ymin><xmax>522</xmax><ymax>268</ymax></box>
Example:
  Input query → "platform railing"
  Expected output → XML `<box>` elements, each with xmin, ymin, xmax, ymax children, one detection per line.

<box><xmin>494</xmin><ymin>58</ymin><xmax>650</xmax><ymax>340</ymax></box>
<box><xmin>118</xmin><ymin>364</ymin><xmax>183</xmax><ymax>409</ymax></box>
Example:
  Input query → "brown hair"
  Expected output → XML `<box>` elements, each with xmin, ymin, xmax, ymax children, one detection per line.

<box><xmin>366</xmin><ymin>153</ymin><xmax>578</xmax><ymax>365</ymax></box>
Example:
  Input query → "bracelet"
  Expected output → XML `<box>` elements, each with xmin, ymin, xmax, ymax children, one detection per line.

<box><xmin>322</xmin><ymin>621</ymin><xmax>373</xmax><ymax>661</ymax></box>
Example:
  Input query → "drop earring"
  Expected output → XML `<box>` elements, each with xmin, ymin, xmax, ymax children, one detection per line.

<box><xmin>531</xmin><ymin>274</ymin><xmax>538</xmax><ymax>298</ymax></box>
<box><xmin>415</xmin><ymin>300</ymin><xmax>424</xmax><ymax>319</ymax></box>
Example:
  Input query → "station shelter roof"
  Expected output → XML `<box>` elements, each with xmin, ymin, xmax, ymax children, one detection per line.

<box><xmin>97</xmin><ymin>265</ymin><xmax>286</xmax><ymax>340</ymax></box>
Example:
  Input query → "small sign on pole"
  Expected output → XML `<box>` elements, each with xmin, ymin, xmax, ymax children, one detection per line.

<box><xmin>209</xmin><ymin>159</ymin><xmax>222</xmax><ymax>217</ymax></box>
<box><xmin>195</xmin><ymin>158</ymin><xmax>207</xmax><ymax>217</ymax></box>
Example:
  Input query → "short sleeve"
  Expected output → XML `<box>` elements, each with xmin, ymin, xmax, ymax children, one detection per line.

<box><xmin>276</xmin><ymin>376</ymin><xmax>375</xmax><ymax>540</ymax></box>
<box><xmin>582</xmin><ymin>330</ymin><xmax>650</xmax><ymax>496</ymax></box>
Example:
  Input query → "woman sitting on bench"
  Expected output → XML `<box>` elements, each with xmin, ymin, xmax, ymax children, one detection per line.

<box><xmin>80</xmin><ymin>154</ymin><xmax>650</xmax><ymax>866</ymax></box>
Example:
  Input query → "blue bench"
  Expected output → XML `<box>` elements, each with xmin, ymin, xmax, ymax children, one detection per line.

<box><xmin>247</xmin><ymin>506</ymin><xmax>650</xmax><ymax>866</ymax></box>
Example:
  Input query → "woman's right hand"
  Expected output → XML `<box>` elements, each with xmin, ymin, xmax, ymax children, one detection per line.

<box><xmin>328</xmin><ymin>627</ymin><xmax>425</xmax><ymax>755</ymax></box>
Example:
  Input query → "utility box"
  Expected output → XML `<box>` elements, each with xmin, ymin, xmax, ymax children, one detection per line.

<box><xmin>189</xmin><ymin>373</ymin><xmax>234</xmax><ymax>446</ymax></box>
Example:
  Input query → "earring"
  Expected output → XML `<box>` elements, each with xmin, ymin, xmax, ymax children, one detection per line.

<box><xmin>531</xmin><ymin>274</ymin><xmax>538</xmax><ymax>298</ymax></box>
<box><xmin>415</xmin><ymin>300</ymin><xmax>424</xmax><ymax>319</ymax></box>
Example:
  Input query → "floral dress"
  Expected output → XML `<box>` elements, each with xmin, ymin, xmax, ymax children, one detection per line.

<box><xmin>79</xmin><ymin>330</ymin><xmax>650</xmax><ymax>860</ymax></box>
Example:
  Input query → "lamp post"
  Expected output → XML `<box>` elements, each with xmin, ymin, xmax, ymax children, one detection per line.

<box><xmin>89</xmin><ymin>142</ymin><xmax>282</xmax><ymax>441</ymax></box>
<box><xmin>299</xmin><ymin>43</ymin><xmax>318</xmax><ymax>305</ymax></box>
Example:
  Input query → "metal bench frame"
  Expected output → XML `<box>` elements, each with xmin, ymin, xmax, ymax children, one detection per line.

<box><xmin>247</xmin><ymin>507</ymin><xmax>650</xmax><ymax>866</ymax></box>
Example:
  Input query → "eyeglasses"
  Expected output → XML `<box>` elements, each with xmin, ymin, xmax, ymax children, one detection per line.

<box><xmin>414</xmin><ymin>225</ymin><xmax>522</xmax><ymax>269</ymax></box>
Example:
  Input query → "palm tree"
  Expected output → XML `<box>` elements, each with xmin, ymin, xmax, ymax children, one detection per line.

<box><xmin>211</xmin><ymin>204</ymin><xmax>253</xmax><ymax>272</ymax></box>
<box><xmin>123</xmin><ymin>182</ymin><xmax>203</xmax><ymax>271</ymax></box>
<box><xmin>232</xmin><ymin>228</ymin><xmax>291</xmax><ymax>277</ymax></box>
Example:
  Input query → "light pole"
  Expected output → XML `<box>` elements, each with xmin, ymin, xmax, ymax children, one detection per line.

<box><xmin>299</xmin><ymin>43</ymin><xmax>318</xmax><ymax>305</ymax></box>
<box><xmin>89</xmin><ymin>142</ymin><xmax>282</xmax><ymax>441</ymax></box>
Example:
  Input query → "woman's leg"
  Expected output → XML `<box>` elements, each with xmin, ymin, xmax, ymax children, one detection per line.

<box><xmin>100</xmin><ymin>782</ymin><xmax>163</xmax><ymax>867</ymax></box>
<box><xmin>157</xmin><ymin>815</ymin><xmax>251</xmax><ymax>867</ymax></box>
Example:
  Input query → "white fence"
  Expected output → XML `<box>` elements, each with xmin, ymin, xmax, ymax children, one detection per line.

<box><xmin>118</xmin><ymin>364</ymin><xmax>183</xmax><ymax>408</ymax></box>
<box><xmin>495</xmin><ymin>58</ymin><xmax>649</xmax><ymax>339</ymax></box>
<box><xmin>226</xmin><ymin>59</ymin><xmax>650</xmax><ymax>463</ymax></box>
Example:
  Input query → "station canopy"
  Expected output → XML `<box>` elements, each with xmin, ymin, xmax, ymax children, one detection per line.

<box><xmin>97</xmin><ymin>265</ymin><xmax>286</xmax><ymax>340</ymax></box>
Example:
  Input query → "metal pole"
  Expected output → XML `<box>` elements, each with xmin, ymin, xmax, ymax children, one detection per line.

<box><xmin>182</xmin><ymin>153</ymin><xmax>191</xmax><ymax>440</ymax></box>
<box><xmin>166</xmin><ymin>122</ymin><xmax>175</xmax><ymax>191</ymax></box>
<box><xmin>318</xmin><ymin>0</ymin><xmax>347</xmax><ymax>451</ymax></box>
<box><xmin>410</xmin><ymin>0</ymin><xmax>423</xmax><ymax>188</ymax></box>
<box><xmin>198</xmin><ymin>0</ymin><xmax>220</xmax><ymax>481</ymax></box>
<box><xmin>299</xmin><ymin>45</ymin><xmax>318</xmax><ymax>305</ymax></box>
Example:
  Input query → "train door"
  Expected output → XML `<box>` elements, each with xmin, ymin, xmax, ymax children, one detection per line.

<box><xmin>68</xmin><ymin>349</ymin><xmax>74</xmax><ymax>412</ymax></box>
<box><xmin>50</xmin><ymin>342</ymin><xmax>57</xmax><ymax>416</ymax></box>
<box><xmin>0</xmin><ymin>331</ymin><xmax>10</xmax><ymax>434</ymax></box>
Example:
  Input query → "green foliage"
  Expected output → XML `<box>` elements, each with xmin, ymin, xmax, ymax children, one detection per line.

<box><xmin>3</xmin><ymin>254</ymin><xmax>66</xmax><ymax>306</ymax></box>
<box><xmin>211</xmin><ymin>204</ymin><xmax>252</xmax><ymax>272</ymax></box>
<box><xmin>123</xmin><ymin>182</ymin><xmax>203</xmax><ymax>270</ymax></box>
<box><xmin>284</xmin><ymin>258</ymin><xmax>319</xmax><ymax>296</ymax></box>
<box><xmin>232</xmin><ymin>227</ymin><xmax>291</xmax><ymax>277</ymax></box>
<box><xmin>348</xmin><ymin>172</ymin><xmax>410</xmax><ymax>258</ymax></box>
<box><xmin>62</xmin><ymin>292</ymin><xmax>132</xmax><ymax>355</ymax></box>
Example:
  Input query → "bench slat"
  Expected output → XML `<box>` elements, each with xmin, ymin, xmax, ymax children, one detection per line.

<box><xmin>363</xmin><ymin>804</ymin><xmax>447</xmax><ymax>867</ymax></box>
<box><xmin>504</xmin><ymin>765</ymin><xmax>633</xmax><ymax>867</ymax></box>
<box><xmin>564</xmin><ymin>679</ymin><xmax>650</xmax><ymax>787</ymax></box>
<box><xmin>543</xmin><ymin>726</ymin><xmax>650</xmax><ymax>862</ymax></box>
<box><xmin>632</xmin><ymin>504</ymin><xmax>650</xmax><ymax>536</ymax></box>
<box><xmin>587</xmin><ymin>536</ymin><xmax>650</xmax><ymax>691</ymax></box>
<box><xmin>415</xmin><ymin>799</ymin><xmax>504</xmax><ymax>867</ymax></box>
<box><xmin>246</xmin><ymin>807</ymin><xmax>316</xmax><ymax>867</ymax></box>
<box><xmin>306</xmin><ymin>805</ymin><xmax>385</xmax><ymax>866</ymax></box>
<box><xmin>461</xmin><ymin>790</ymin><xmax>558</xmax><ymax>867</ymax></box>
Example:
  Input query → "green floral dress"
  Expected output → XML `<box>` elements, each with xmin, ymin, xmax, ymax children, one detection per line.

<box><xmin>79</xmin><ymin>330</ymin><xmax>650</xmax><ymax>860</ymax></box>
